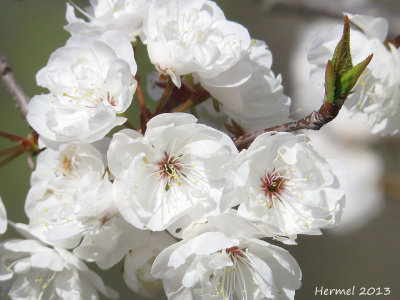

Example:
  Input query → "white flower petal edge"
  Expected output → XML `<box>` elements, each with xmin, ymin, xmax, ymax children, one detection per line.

<box><xmin>145</xmin><ymin>0</ymin><xmax>250</xmax><ymax>87</ymax></box>
<box><xmin>152</xmin><ymin>214</ymin><xmax>301</xmax><ymax>300</ymax></box>
<box><xmin>0</xmin><ymin>224</ymin><xmax>118</xmax><ymax>300</ymax></box>
<box><xmin>27</xmin><ymin>30</ymin><xmax>137</xmax><ymax>146</ymax></box>
<box><xmin>108</xmin><ymin>113</ymin><xmax>238</xmax><ymax>231</ymax></box>
<box><xmin>198</xmin><ymin>39</ymin><xmax>291</xmax><ymax>132</ymax></box>
<box><xmin>231</xmin><ymin>132</ymin><xmax>346</xmax><ymax>241</ymax></box>
<box><xmin>307</xmin><ymin>13</ymin><xmax>400</xmax><ymax>135</ymax></box>
<box><xmin>0</xmin><ymin>196</ymin><xmax>7</xmax><ymax>234</ymax></box>
<box><xmin>65</xmin><ymin>0</ymin><xmax>152</xmax><ymax>42</ymax></box>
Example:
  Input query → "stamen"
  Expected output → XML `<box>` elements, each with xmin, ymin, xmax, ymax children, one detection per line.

<box><xmin>156</xmin><ymin>152</ymin><xmax>185</xmax><ymax>189</ymax></box>
<box><xmin>99</xmin><ymin>92</ymin><xmax>117</xmax><ymax>106</ymax></box>
<box><xmin>212</xmin><ymin>246</ymin><xmax>255</xmax><ymax>299</ymax></box>
<box><xmin>260</xmin><ymin>168</ymin><xmax>287</xmax><ymax>208</ymax></box>
<box><xmin>62</xmin><ymin>156</ymin><xmax>71</xmax><ymax>174</ymax></box>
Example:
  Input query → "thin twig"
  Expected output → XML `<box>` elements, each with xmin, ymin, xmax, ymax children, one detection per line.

<box><xmin>0</xmin><ymin>146</ymin><xmax>22</xmax><ymax>157</ymax></box>
<box><xmin>262</xmin><ymin>0</ymin><xmax>400</xmax><ymax>36</ymax></box>
<box><xmin>154</xmin><ymin>80</ymin><xmax>172</xmax><ymax>115</ymax></box>
<box><xmin>0</xmin><ymin>131</ymin><xmax>25</xmax><ymax>142</ymax></box>
<box><xmin>0</xmin><ymin>149</ymin><xmax>25</xmax><ymax>168</ymax></box>
<box><xmin>172</xmin><ymin>90</ymin><xmax>210</xmax><ymax>113</ymax></box>
<box><xmin>135</xmin><ymin>75</ymin><xmax>152</xmax><ymax>132</ymax></box>
<box><xmin>135</xmin><ymin>75</ymin><xmax>149</xmax><ymax>115</ymax></box>
<box><xmin>233</xmin><ymin>101</ymin><xmax>340</xmax><ymax>148</ymax></box>
<box><xmin>172</xmin><ymin>98</ymin><xmax>196</xmax><ymax>113</ymax></box>
<box><xmin>0</xmin><ymin>53</ymin><xmax>29</xmax><ymax>118</ymax></box>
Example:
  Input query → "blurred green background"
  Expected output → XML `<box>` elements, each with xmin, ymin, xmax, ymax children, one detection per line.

<box><xmin>0</xmin><ymin>0</ymin><xmax>399</xmax><ymax>299</ymax></box>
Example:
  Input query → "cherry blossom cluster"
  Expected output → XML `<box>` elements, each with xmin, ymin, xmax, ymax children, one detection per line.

<box><xmin>1</xmin><ymin>1</ymin><xmax>398</xmax><ymax>299</ymax></box>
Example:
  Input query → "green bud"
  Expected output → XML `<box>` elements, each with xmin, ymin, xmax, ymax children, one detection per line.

<box><xmin>337</xmin><ymin>54</ymin><xmax>373</xmax><ymax>105</ymax></box>
<box><xmin>331</xmin><ymin>15</ymin><xmax>352</xmax><ymax>76</ymax></box>
<box><xmin>324</xmin><ymin>60</ymin><xmax>336</xmax><ymax>104</ymax></box>
<box><xmin>323</xmin><ymin>15</ymin><xmax>373</xmax><ymax>106</ymax></box>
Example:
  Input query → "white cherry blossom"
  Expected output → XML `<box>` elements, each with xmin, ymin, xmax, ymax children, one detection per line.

<box><xmin>308</xmin><ymin>14</ymin><xmax>400</xmax><ymax>135</ymax></box>
<box><xmin>231</xmin><ymin>132</ymin><xmax>345</xmax><ymax>241</ymax></box>
<box><xmin>108</xmin><ymin>113</ymin><xmax>238</xmax><ymax>231</ymax></box>
<box><xmin>65</xmin><ymin>0</ymin><xmax>152</xmax><ymax>41</ymax></box>
<box><xmin>26</xmin><ymin>144</ymin><xmax>166</xmax><ymax>269</ymax></box>
<box><xmin>72</xmin><ymin>216</ymin><xmax>145</xmax><ymax>269</ymax></box>
<box><xmin>152</xmin><ymin>213</ymin><xmax>302</xmax><ymax>300</ymax></box>
<box><xmin>27</xmin><ymin>30</ymin><xmax>137</xmax><ymax>146</ymax></box>
<box><xmin>198</xmin><ymin>39</ymin><xmax>291</xmax><ymax>132</ymax></box>
<box><xmin>145</xmin><ymin>0</ymin><xmax>251</xmax><ymax>87</ymax></box>
<box><xmin>0</xmin><ymin>224</ymin><xmax>118</xmax><ymax>300</ymax></box>
<box><xmin>25</xmin><ymin>141</ymin><xmax>111</xmax><ymax>249</ymax></box>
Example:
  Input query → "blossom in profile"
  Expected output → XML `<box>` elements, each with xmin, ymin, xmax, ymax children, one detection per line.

<box><xmin>108</xmin><ymin>113</ymin><xmax>238</xmax><ymax>231</ymax></box>
<box><xmin>144</xmin><ymin>0</ymin><xmax>250</xmax><ymax>87</ymax></box>
<box><xmin>230</xmin><ymin>132</ymin><xmax>345</xmax><ymax>241</ymax></box>
<box><xmin>308</xmin><ymin>13</ymin><xmax>400</xmax><ymax>135</ymax></box>
<box><xmin>27</xmin><ymin>31</ymin><xmax>137</xmax><ymax>146</ymax></box>
<box><xmin>65</xmin><ymin>0</ymin><xmax>152</xmax><ymax>41</ymax></box>
<box><xmin>0</xmin><ymin>224</ymin><xmax>118</xmax><ymax>300</ymax></box>
<box><xmin>152</xmin><ymin>213</ymin><xmax>302</xmax><ymax>299</ymax></box>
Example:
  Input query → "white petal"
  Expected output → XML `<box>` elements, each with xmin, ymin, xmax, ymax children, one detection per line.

<box><xmin>347</xmin><ymin>13</ymin><xmax>389</xmax><ymax>42</ymax></box>
<box><xmin>0</xmin><ymin>196</ymin><xmax>7</xmax><ymax>234</ymax></box>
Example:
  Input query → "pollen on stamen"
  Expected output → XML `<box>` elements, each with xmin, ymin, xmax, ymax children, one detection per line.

<box><xmin>156</xmin><ymin>152</ymin><xmax>185</xmax><ymax>189</ymax></box>
<box><xmin>225</xmin><ymin>246</ymin><xmax>245</xmax><ymax>259</ymax></box>
<box><xmin>260</xmin><ymin>169</ymin><xmax>287</xmax><ymax>208</ymax></box>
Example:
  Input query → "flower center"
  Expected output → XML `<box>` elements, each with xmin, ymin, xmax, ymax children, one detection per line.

<box><xmin>61</xmin><ymin>155</ymin><xmax>71</xmax><ymax>175</ymax></box>
<box><xmin>208</xmin><ymin>247</ymin><xmax>254</xmax><ymax>299</ymax></box>
<box><xmin>260</xmin><ymin>169</ymin><xmax>287</xmax><ymax>208</ymax></box>
<box><xmin>157</xmin><ymin>152</ymin><xmax>184</xmax><ymax>191</ymax></box>
<box><xmin>99</xmin><ymin>92</ymin><xmax>117</xmax><ymax>106</ymax></box>
<box><xmin>225</xmin><ymin>246</ymin><xmax>245</xmax><ymax>259</ymax></box>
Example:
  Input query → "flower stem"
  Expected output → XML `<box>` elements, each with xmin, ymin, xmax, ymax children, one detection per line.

<box><xmin>0</xmin><ymin>149</ymin><xmax>25</xmax><ymax>168</ymax></box>
<box><xmin>172</xmin><ymin>89</ymin><xmax>210</xmax><ymax>113</ymax></box>
<box><xmin>0</xmin><ymin>130</ymin><xmax>24</xmax><ymax>142</ymax></box>
<box><xmin>154</xmin><ymin>80</ymin><xmax>172</xmax><ymax>115</ymax></box>
<box><xmin>135</xmin><ymin>75</ymin><xmax>152</xmax><ymax>132</ymax></box>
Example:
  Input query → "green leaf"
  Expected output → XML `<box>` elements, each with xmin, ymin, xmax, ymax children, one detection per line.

<box><xmin>337</xmin><ymin>54</ymin><xmax>373</xmax><ymax>101</ymax></box>
<box><xmin>324</xmin><ymin>60</ymin><xmax>336</xmax><ymax>103</ymax></box>
<box><xmin>323</xmin><ymin>15</ymin><xmax>373</xmax><ymax>106</ymax></box>
<box><xmin>332</xmin><ymin>15</ymin><xmax>353</xmax><ymax>76</ymax></box>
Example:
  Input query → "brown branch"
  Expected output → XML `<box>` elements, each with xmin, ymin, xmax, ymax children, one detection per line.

<box><xmin>262</xmin><ymin>0</ymin><xmax>400</xmax><ymax>37</ymax></box>
<box><xmin>0</xmin><ymin>53</ymin><xmax>29</xmax><ymax>119</ymax></box>
<box><xmin>233</xmin><ymin>101</ymin><xmax>340</xmax><ymax>148</ymax></box>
